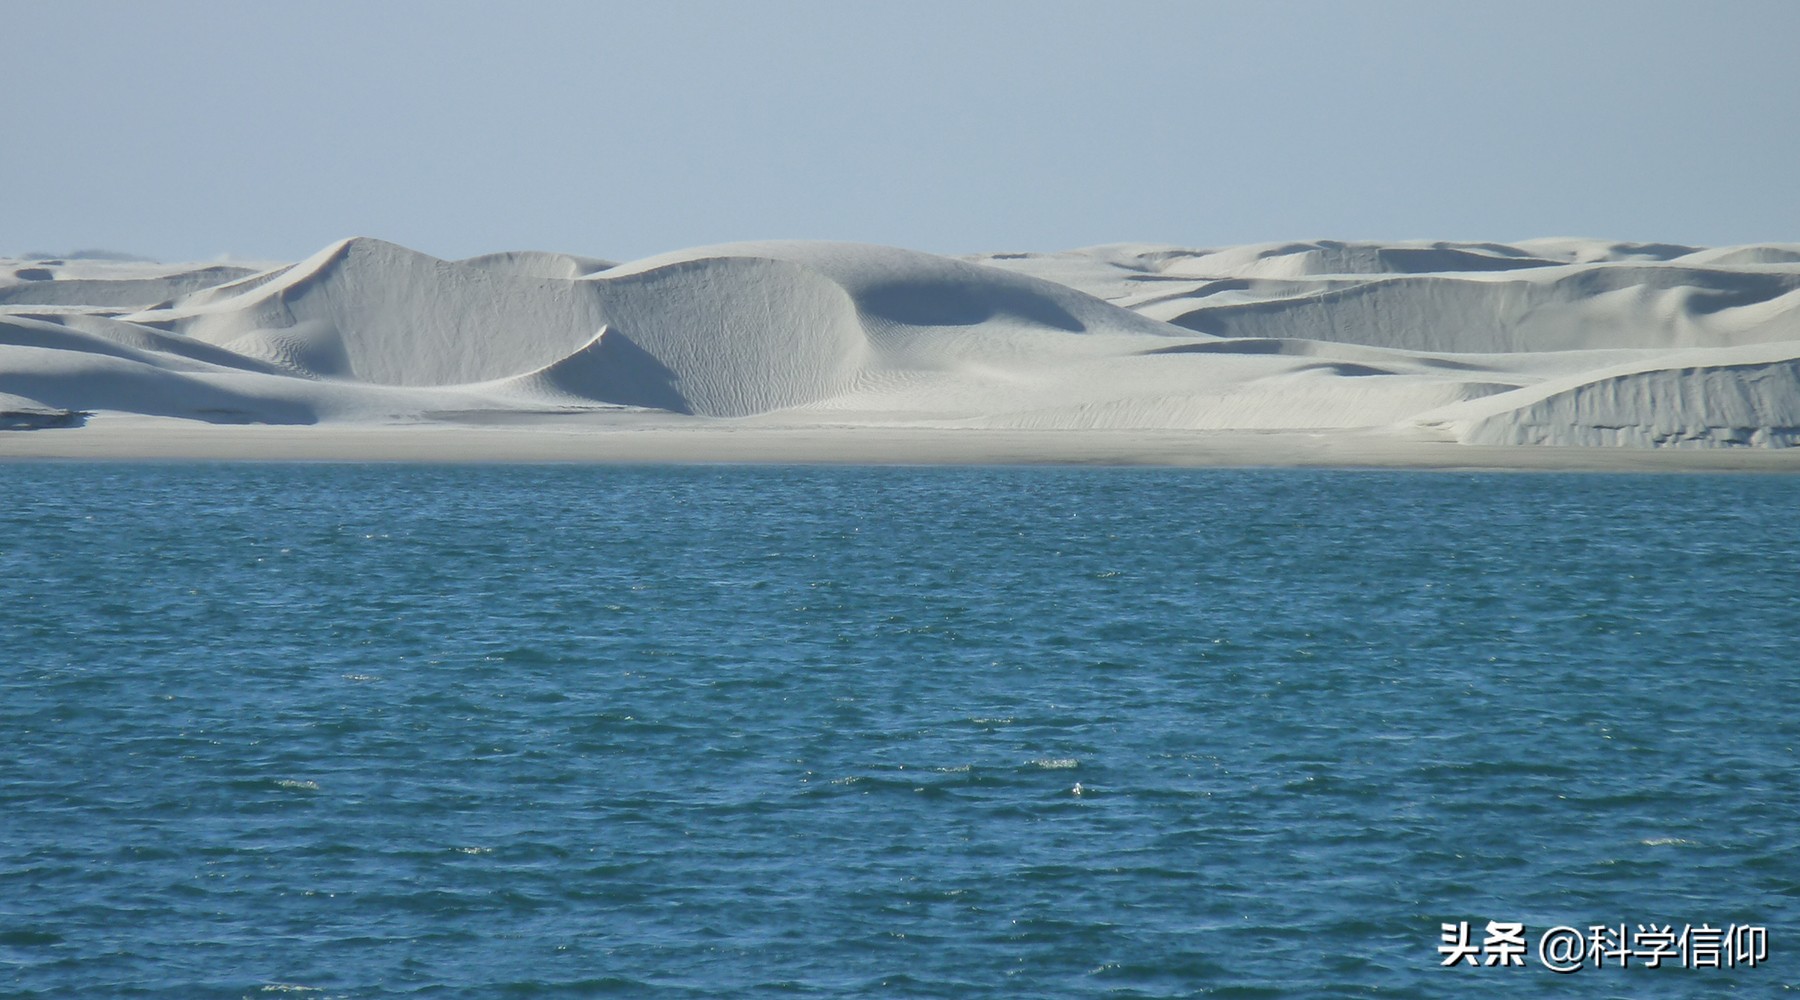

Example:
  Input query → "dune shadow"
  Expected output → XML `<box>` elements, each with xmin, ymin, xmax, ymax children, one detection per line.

<box><xmin>536</xmin><ymin>327</ymin><xmax>693</xmax><ymax>414</ymax></box>
<box><xmin>0</xmin><ymin>410</ymin><xmax>89</xmax><ymax>429</ymax></box>
<box><xmin>1141</xmin><ymin>338</ymin><xmax>1292</xmax><ymax>356</ymax></box>
<box><xmin>1680</xmin><ymin>275</ymin><xmax>1800</xmax><ymax>315</ymax></box>
<box><xmin>1165</xmin><ymin>310</ymin><xmax>1226</xmax><ymax>335</ymax></box>
<box><xmin>1375</xmin><ymin>248</ymin><xmax>1561</xmax><ymax>273</ymax></box>
<box><xmin>0</xmin><ymin>408</ymin><xmax>89</xmax><ymax>430</ymax></box>
<box><xmin>1292</xmin><ymin>361</ymin><xmax>1395</xmax><ymax>377</ymax></box>
<box><xmin>859</xmin><ymin>280</ymin><xmax>1084</xmax><ymax>331</ymax></box>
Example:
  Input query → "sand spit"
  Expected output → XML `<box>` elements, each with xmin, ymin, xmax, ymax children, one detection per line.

<box><xmin>3</xmin><ymin>237</ymin><xmax>1799</xmax><ymax>467</ymax></box>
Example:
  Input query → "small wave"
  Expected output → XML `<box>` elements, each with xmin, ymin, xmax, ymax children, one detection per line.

<box><xmin>274</xmin><ymin>779</ymin><xmax>320</xmax><ymax>791</ymax></box>
<box><xmin>1030</xmin><ymin>758</ymin><xmax>1079</xmax><ymax>770</ymax></box>
<box><xmin>1640</xmin><ymin>837</ymin><xmax>1695</xmax><ymax>847</ymax></box>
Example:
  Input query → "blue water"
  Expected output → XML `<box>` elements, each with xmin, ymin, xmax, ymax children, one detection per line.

<box><xmin>2</xmin><ymin>464</ymin><xmax>1797</xmax><ymax>998</ymax></box>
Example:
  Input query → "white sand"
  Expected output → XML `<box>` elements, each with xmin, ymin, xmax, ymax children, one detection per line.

<box><xmin>4</xmin><ymin>237</ymin><xmax>1799</xmax><ymax>468</ymax></box>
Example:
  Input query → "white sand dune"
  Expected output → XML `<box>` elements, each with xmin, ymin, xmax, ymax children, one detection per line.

<box><xmin>969</xmin><ymin>239</ymin><xmax>1800</xmax><ymax>353</ymax></box>
<box><xmin>4</xmin><ymin>235</ymin><xmax>1800</xmax><ymax>462</ymax></box>
<box><xmin>122</xmin><ymin>237</ymin><xmax>614</xmax><ymax>386</ymax></box>
<box><xmin>1413</xmin><ymin>341</ymin><xmax>1800</xmax><ymax>448</ymax></box>
<box><xmin>0</xmin><ymin>258</ymin><xmax>264</xmax><ymax>310</ymax></box>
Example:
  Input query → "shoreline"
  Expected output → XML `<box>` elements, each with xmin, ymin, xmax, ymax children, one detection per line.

<box><xmin>4</xmin><ymin>419</ymin><xmax>1800</xmax><ymax>472</ymax></box>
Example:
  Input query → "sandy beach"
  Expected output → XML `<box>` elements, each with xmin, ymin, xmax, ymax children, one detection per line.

<box><xmin>7</xmin><ymin>414</ymin><xmax>1800</xmax><ymax>472</ymax></box>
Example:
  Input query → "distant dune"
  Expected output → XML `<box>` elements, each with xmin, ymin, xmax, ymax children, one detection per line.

<box><xmin>3</xmin><ymin>236</ymin><xmax>1799</xmax><ymax>461</ymax></box>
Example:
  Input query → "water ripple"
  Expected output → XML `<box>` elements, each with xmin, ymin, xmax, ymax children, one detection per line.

<box><xmin>1</xmin><ymin>465</ymin><xmax>1796</xmax><ymax>995</ymax></box>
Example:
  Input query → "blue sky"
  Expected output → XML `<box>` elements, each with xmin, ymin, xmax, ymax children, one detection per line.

<box><xmin>9</xmin><ymin>1</ymin><xmax>1798</xmax><ymax>262</ymax></box>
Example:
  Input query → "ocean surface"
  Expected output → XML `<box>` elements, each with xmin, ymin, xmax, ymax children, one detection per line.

<box><xmin>2</xmin><ymin>463</ymin><xmax>1796</xmax><ymax>998</ymax></box>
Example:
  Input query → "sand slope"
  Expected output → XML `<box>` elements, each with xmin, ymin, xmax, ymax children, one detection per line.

<box><xmin>968</xmin><ymin>239</ymin><xmax>1800</xmax><ymax>352</ymax></box>
<box><xmin>4</xmin><ymin>236</ymin><xmax>1799</xmax><ymax>451</ymax></box>
<box><xmin>1413</xmin><ymin>342</ymin><xmax>1800</xmax><ymax>447</ymax></box>
<box><xmin>121</xmin><ymin>237</ymin><xmax>613</xmax><ymax>386</ymax></box>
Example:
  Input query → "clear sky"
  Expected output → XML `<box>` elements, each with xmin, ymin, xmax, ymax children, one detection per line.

<box><xmin>8</xmin><ymin>1</ymin><xmax>1798</xmax><ymax>263</ymax></box>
